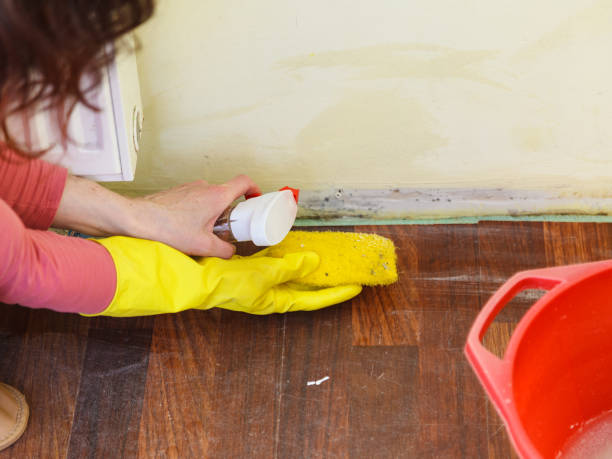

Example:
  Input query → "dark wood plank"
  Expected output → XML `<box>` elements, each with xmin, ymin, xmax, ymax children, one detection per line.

<box><xmin>416</xmin><ymin>347</ymin><xmax>488</xmax><ymax>459</ymax></box>
<box><xmin>352</xmin><ymin>283</ymin><xmax>418</xmax><ymax>346</ymax></box>
<box><xmin>141</xmin><ymin>309</ymin><xmax>283</xmax><ymax>459</ymax></box>
<box><xmin>477</xmin><ymin>221</ymin><xmax>548</xmax><ymax>359</ymax></box>
<box><xmin>543</xmin><ymin>222</ymin><xmax>612</xmax><ymax>265</ymax></box>
<box><xmin>477</xmin><ymin>221</ymin><xmax>547</xmax><ymax>458</ymax></box>
<box><xmin>351</xmin><ymin>225</ymin><xmax>419</xmax><ymax>346</ymax></box>
<box><xmin>348</xmin><ymin>346</ymin><xmax>419</xmax><ymax>458</ymax></box>
<box><xmin>0</xmin><ymin>305</ymin><xmax>30</xmax><ymax>387</ymax></box>
<box><xmin>350</xmin><ymin>224</ymin><xmax>489</xmax><ymax>458</ymax></box>
<box><xmin>276</xmin><ymin>305</ymin><xmax>352</xmax><ymax>459</ymax></box>
<box><xmin>481</xmin><ymin>321</ymin><xmax>515</xmax><ymax>360</ymax></box>
<box><xmin>411</xmin><ymin>224</ymin><xmax>481</xmax><ymax>350</ymax></box>
<box><xmin>457</xmin><ymin>357</ymin><xmax>491</xmax><ymax>459</ymax></box>
<box><xmin>416</xmin><ymin>347</ymin><xmax>464</xmax><ymax>458</ymax></box>
<box><xmin>0</xmin><ymin>305</ymin><xmax>29</xmax><ymax>458</ymax></box>
<box><xmin>0</xmin><ymin>309</ymin><xmax>89</xmax><ymax>459</ymax></box>
<box><xmin>352</xmin><ymin>224</ymin><xmax>481</xmax><ymax>349</ymax></box>
<box><xmin>136</xmin><ymin>310</ymin><xmax>222</xmax><ymax>458</ymax></box>
<box><xmin>478</xmin><ymin>221</ymin><xmax>547</xmax><ymax>319</ymax></box>
<box><xmin>67</xmin><ymin>317</ymin><xmax>154</xmax><ymax>458</ymax></box>
<box><xmin>206</xmin><ymin>311</ymin><xmax>285</xmax><ymax>458</ymax></box>
<box><xmin>482</xmin><ymin>322</ymin><xmax>519</xmax><ymax>459</ymax></box>
<box><xmin>349</xmin><ymin>225</ymin><xmax>488</xmax><ymax>458</ymax></box>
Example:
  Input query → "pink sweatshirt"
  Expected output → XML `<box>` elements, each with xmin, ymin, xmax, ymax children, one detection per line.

<box><xmin>0</xmin><ymin>148</ymin><xmax>116</xmax><ymax>314</ymax></box>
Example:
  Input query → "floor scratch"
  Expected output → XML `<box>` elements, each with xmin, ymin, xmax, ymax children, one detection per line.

<box><xmin>273</xmin><ymin>316</ymin><xmax>287</xmax><ymax>459</ymax></box>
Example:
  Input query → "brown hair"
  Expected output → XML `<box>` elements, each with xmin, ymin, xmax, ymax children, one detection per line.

<box><xmin>0</xmin><ymin>0</ymin><xmax>155</xmax><ymax>156</ymax></box>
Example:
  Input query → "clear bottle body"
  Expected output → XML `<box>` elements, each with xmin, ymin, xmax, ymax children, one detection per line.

<box><xmin>213</xmin><ymin>205</ymin><xmax>237</xmax><ymax>242</ymax></box>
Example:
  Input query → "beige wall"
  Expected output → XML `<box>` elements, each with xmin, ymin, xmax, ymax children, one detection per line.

<box><xmin>113</xmin><ymin>0</ymin><xmax>612</xmax><ymax>197</ymax></box>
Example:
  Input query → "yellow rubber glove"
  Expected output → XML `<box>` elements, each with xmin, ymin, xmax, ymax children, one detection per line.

<box><xmin>85</xmin><ymin>236</ymin><xmax>362</xmax><ymax>317</ymax></box>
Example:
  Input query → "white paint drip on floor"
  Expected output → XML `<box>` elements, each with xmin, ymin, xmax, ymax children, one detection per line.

<box><xmin>307</xmin><ymin>376</ymin><xmax>330</xmax><ymax>386</ymax></box>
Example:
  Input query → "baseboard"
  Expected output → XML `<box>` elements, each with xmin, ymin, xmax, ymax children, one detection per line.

<box><xmin>297</xmin><ymin>188</ymin><xmax>612</xmax><ymax>222</ymax></box>
<box><xmin>110</xmin><ymin>185</ymin><xmax>612</xmax><ymax>224</ymax></box>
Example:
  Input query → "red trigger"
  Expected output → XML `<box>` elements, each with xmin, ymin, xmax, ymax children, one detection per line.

<box><xmin>280</xmin><ymin>186</ymin><xmax>300</xmax><ymax>204</ymax></box>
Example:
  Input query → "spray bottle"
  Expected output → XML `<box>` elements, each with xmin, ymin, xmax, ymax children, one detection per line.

<box><xmin>213</xmin><ymin>187</ymin><xmax>299</xmax><ymax>246</ymax></box>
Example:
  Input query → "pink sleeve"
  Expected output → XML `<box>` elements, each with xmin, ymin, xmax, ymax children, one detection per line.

<box><xmin>0</xmin><ymin>147</ymin><xmax>68</xmax><ymax>230</ymax></box>
<box><xmin>0</xmin><ymin>199</ymin><xmax>116</xmax><ymax>314</ymax></box>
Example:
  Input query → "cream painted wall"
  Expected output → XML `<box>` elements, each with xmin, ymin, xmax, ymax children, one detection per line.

<box><xmin>114</xmin><ymin>0</ymin><xmax>612</xmax><ymax>197</ymax></box>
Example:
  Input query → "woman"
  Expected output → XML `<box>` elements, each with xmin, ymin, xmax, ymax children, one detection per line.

<box><xmin>0</xmin><ymin>1</ymin><xmax>361</xmax><ymax>450</ymax></box>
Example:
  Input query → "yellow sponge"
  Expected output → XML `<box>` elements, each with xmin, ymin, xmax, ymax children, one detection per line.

<box><xmin>261</xmin><ymin>231</ymin><xmax>398</xmax><ymax>287</ymax></box>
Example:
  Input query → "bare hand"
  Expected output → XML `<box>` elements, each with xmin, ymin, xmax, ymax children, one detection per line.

<box><xmin>136</xmin><ymin>175</ymin><xmax>261</xmax><ymax>258</ymax></box>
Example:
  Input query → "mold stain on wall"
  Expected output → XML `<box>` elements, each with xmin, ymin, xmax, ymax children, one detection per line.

<box><xmin>512</xmin><ymin>126</ymin><xmax>554</xmax><ymax>153</ymax></box>
<box><xmin>296</xmin><ymin>90</ymin><xmax>447</xmax><ymax>176</ymax></box>
<box><xmin>512</xmin><ymin>0</ymin><xmax>612</xmax><ymax>63</ymax></box>
<box><xmin>278</xmin><ymin>44</ymin><xmax>504</xmax><ymax>89</ymax></box>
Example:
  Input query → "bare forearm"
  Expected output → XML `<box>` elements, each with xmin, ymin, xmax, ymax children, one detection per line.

<box><xmin>52</xmin><ymin>175</ymin><xmax>143</xmax><ymax>237</ymax></box>
<box><xmin>52</xmin><ymin>173</ymin><xmax>260</xmax><ymax>257</ymax></box>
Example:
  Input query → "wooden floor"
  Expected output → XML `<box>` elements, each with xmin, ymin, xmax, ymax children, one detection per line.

<box><xmin>1</xmin><ymin>221</ymin><xmax>610</xmax><ymax>458</ymax></box>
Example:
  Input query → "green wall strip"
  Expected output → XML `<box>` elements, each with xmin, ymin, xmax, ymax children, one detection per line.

<box><xmin>295</xmin><ymin>215</ymin><xmax>612</xmax><ymax>226</ymax></box>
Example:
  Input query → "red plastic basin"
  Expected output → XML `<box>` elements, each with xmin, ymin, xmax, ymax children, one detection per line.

<box><xmin>465</xmin><ymin>260</ymin><xmax>612</xmax><ymax>458</ymax></box>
